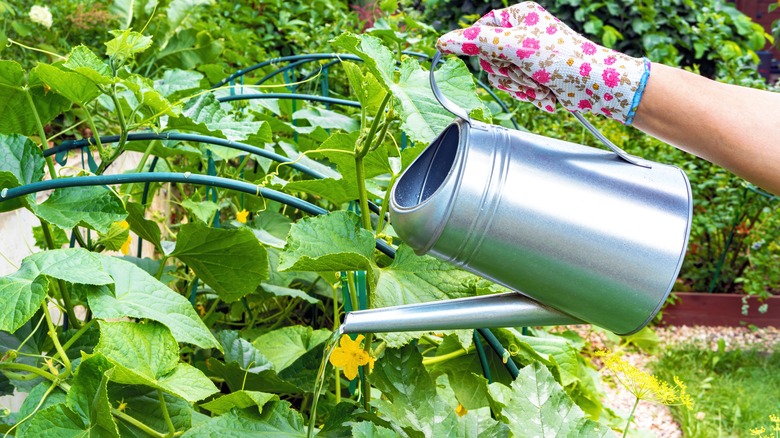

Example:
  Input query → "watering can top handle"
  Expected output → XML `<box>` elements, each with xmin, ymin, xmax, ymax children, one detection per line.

<box><xmin>430</xmin><ymin>51</ymin><xmax>472</xmax><ymax>122</ymax></box>
<box><xmin>430</xmin><ymin>51</ymin><xmax>650</xmax><ymax>168</ymax></box>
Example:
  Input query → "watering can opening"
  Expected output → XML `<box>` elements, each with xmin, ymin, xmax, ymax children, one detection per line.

<box><xmin>394</xmin><ymin>123</ymin><xmax>460</xmax><ymax>208</ymax></box>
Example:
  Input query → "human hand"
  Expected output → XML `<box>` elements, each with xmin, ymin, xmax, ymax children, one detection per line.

<box><xmin>437</xmin><ymin>2</ymin><xmax>651</xmax><ymax>124</ymax></box>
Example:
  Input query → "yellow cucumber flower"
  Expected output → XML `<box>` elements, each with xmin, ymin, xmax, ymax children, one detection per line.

<box><xmin>236</xmin><ymin>209</ymin><xmax>249</xmax><ymax>224</ymax></box>
<box><xmin>329</xmin><ymin>334</ymin><xmax>373</xmax><ymax>380</ymax></box>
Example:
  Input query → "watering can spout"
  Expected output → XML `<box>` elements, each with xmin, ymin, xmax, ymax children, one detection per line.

<box><xmin>340</xmin><ymin>293</ymin><xmax>582</xmax><ymax>334</ymax></box>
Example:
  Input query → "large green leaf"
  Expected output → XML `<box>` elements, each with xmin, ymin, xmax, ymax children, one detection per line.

<box><xmin>333</xmin><ymin>33</ymin><xmax>488</xmax><ymax>144</ymax></box>
<box><xmin>249</xmin><ymin>211</ymin><xmax>291</xmax><ymax>249</ymax></box>
<box><xmin>0</xmin><ymin>249</ymin><xmax>112</xmax><ymax>332</ymax></box>
<box><xmin>488</xmin><ymin>362</ymin><xmax>615</xmax><ymax>437</ymax></box>
<box><xmin>31</xmin><ymin>185</ymin><xmax>127</xmax><ymax>234</ymax></box>
<box><xmin>0</xmin><ymin>258</ymin><xmax>49</xmax><ymax>333</ymax></box>
<box><xmin>95</xmin><ymin>321</ymin><xmax>218</xmax><ymax>403</ymax></box>
<box><xmin>105</xmin><ymin>29</ymin><xmax>153</xmax><ymax>61</ymax></box>
<box><xmin>351</xmin><ymin>421</ymin><xmax>398</xmax><ymax>438</ymax></box>
<box><xmin>65</xmin><ymin>354</ymin><xmax>120</xmax><ymax>437</ymax></box>
<box><xmin>342</xmin><ymin>61</ymin><xmax>388</xmax><ymax>114</ymax></box>
<box><xmin>180</xmin><ymin>199</ymin><xmax>219</xmax><ymax>224</ymax></box>
<box><xmin>33</xmin><ymin>63</ymin><xmax>101</xmax><ymax>105</ymax></box>
<box><xmin>0</xmin><ymin>60</ymin><xmax>71</xmax><ymax>136</ymax></box>
<box><xmin>168</xmin><ymin>93</ymin><xmax>271</xmax><ymax>159</ymax></box>
<box><xmin>167</xmin><ymin>0</ymin><xmax>212</xmax><ymax>29</ymax></box>
<box><xmin>206</xmin><ymin>331</ymin><xmax>300</xmax><ymax>393</ymax></box>
<box><xmin>494</xmin><ymin>328</ymin><xmax>604</xmax><ymax>418</ymax></box>
<box><xmin>200</xmin><ymin>391</ymin><xmax>278</xmax><ymax>415</ymax></box>
<box><xmin>63</xmin><ymin>46</ymin><xmax>112</xmax><ymax>85</ymax></box>
<box><xmin>181</xmin><ymin>401</ymin><xmax>305</xmax><ymax>437</ymax></box>
<box><xmin>278</xmin><ymin>211</ymin><xmax>377</xmax><ymax>283</ymax></box>
<box><xmin>332</xmin><ymin>34</ymin><xmax>395</xmax><ymax>91</ymax></box>
<box><xmin>426</xmin><ymin>335</ymin><xmax>504</xmax><ymax>410</ymax></box>
<box><xmin>155</xmin><ymin>29</ymin><xmax>223</xmax><ymax>70</ymax></box>
<box><xmin>292</xmin><ymin>108</ymin><xmax>359</xmax><ymax>132</ymax></box>
<box><xmin>370</xmin><ymin>346</ymin><xmax>460</xmax><ymax>438</ymax></box>
<box><xmin>310</xmin><ymin>131</ymin><xmax>393</xmax><ymax>181</ymax></box>
<box><xmin>171</xmin><ymin>222</ymin><xmax>268</xmax><ymax>302</ymax></box>
<box><xmin>15</xmin><ymin>383</ymin><xmax>67</xmax><ymax>435</ymax></box>
<box><xmin>391</xmin><ymin>56</ymin><xmax>486</xmax><ymax>144</ymax></box>
<box><xmin>125</xmin><ymin>202</ymin><xmax>162</xmax><ymax>251</ymax></box>
<box><xmin>281</xmin><ymin>178</ymin><xmax>358</xmax><ymax>206</ymax></box>
<box><xmin>374</xmin><ymin>245</ymin><xmax>480</xmax><ymax>308</ymax></box>
<box><xmin>0</xmin><ymin>134</ymin><xmax>45</xmax><ymax>212</ymax></box>
<box><xmin>121</xmin><ymin>74</ymin><xmax>180</xmax><ymax>117</ymax></box>
<box><xmin>18</xmin><ymin>403</ymin><xmax>114</xmax><ymax>438</ymax></box>
<box><xmin>253</xmin><ymin>326</ymin><xmax>331</xmax><ymax>371</ymax></box>
<box><xmin>153</xmin><ymin>69</ymin><xmax>205</xmax><ymax>98</ymax></box>
<box><xmin>0</xmin><ymin>312</ymin><xmax>48</xmax><ymax>391</ymax></box>
<box><xmin>85</xmin><ymin>255</ymin><xmax>220</xmax><ymax>350</ymax></box>
<box><xmin>106</xmin><ymin>385</ymin><xmax>192</xmax><ymax>437</ymax></box>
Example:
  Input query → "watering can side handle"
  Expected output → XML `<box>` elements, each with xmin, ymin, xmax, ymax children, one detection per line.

<box><xmin>571</xmin><ymin>112</ymin><xmax>651</xmax><ymax>168</ymax></box>
<box><xmin>430</xmin><ymin>51</ymin><xmax>471</xmax><ymax>122</ymax></box>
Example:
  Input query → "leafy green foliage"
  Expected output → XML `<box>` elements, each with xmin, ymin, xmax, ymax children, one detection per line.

<box><xmin>0</xmin><ymin>60</ymin><xmax>72</xmax><ymax>136</ymax></box>
<box><xmin>333</xmin><ymin>33</ymin><xmax>489</xmax><ymax>144</ymax></box>
<box><xmin>181</xmin><ymin>400</ymin><xmax>306</xmax><ymax>437</ymax></box>
<box><xmin>0</xmin><ymin>134</ymin><xmax>44</xmax><ymax>212</ymax></box>
<box><xmin>83</xmin><ymin>255</ymin><xmax>220</xmax><ymax>350</ymax></box>
<box><xmin>279</xmin><ymin>211</ymin><xmax>378</xmax><ymax>282</ymax></box>
<box><xmin>488</xmin><ymin>362</ymin><xmax>613</xmax><ymax>437</ymax></box>
<box><xmin>0</xmin><ymin>249</ymin><xmax>112</xmax><ymax>332</ymax></box>
<box><xmin>370</xmin><ymin>346</ymin><xmax>462</xmax><ymax>437</ymax></box>
<box><xmin>96</xmin><ymin>321</ymin><xmax>218</xmax><ymax>403</ymax></box>
<box><xmin>30</xmin><ymin>186</ymin><xmax>127</xmax><ymax>234</ymax></box>
<box><xmin>5</xmin><ymin>5</ymin><xmax>769</xmax><ymax>435</ymax></box>
<box><xmin>171</xmin><ymin>222</ymin><xmax>268</xmax><ymax>302</ymax></box>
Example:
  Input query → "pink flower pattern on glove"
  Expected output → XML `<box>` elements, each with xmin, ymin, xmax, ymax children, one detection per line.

<box><xmin>436</xmin><ymin>1</ymin><xmax>651</xmax><ymax>124</ymax></box>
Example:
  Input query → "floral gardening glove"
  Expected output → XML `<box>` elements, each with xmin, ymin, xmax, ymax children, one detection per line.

<box><xmin>436</xmin><ymin>1</ymin><xmax>651</xmax><ymax>124</ymax></box>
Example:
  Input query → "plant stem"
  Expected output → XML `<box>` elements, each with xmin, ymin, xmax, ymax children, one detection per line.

<box><xmin>40</xmin><ymin>222</ymin><xmax>81</xmax><ymax>329</ymax></box>
<box><xmin>42</xmin><ymin>302</ymin><xmax>71</xmax><ymax>380</ymax></box>
<box><xmin>71</xmin><ymin>227</ymin><xmax>90</xmax><ymax>249</ymax></box>
<box><xmin>346</xmin><ymin>273</ymin><xmax>359</xmax><ymax>315</ymax></box>
<box><xmin>96</xmin><ymin>76</ymin><xmax>129</xmax><ymax>175</ymax></box>
<box><xmin>83</xmin><ymin>105</ymin><xmax>105</xmax><ymax>159</ymax></box>
<box><xmin>112</xmin><ymin>408</ymin><xmax>167</xmax><ymax>438</ymax></box>
<box><xmin>357</xmin><ymin>93</ymin><xmax>391</xmax><ymax>159</ymax></box>
<box><xmin>158</xmin><ymin>389</ymin><xmax>176</xmax><ymax>437</ymax></box>
<box><xmin>421</xmin><ymin>346</ymin><xmax>474</xmax><ymax>366</ymax></box>
<box><xmin>375</xmin><ymin>173</ymin><xmax>398</xmax><ymax>235</ymax></box>
<box><xmin>155</xmin><ymin>255</ymin><xmax>168</xmax><ymax>280</ymax></box>
<box><xmin>0</xmin><ymin>362</ymin><xmax>58</xmax><ymax>382</ymax></box>
<box><xmin>51</xmin><ymin>319</ymin><xmax>96</xmax><ymax>362</ymax></box>
<box><xmin>202</xmin><ymin>298</ymin><xmax>221</xmax><ymax>322</ymax></box>
<box><xmin>354</xmin><ymin>156</ymin><xmax>372</xmax><ymax>232</ymax></box>
<box><xmin>136</xmin><ymin>140</ymin><xmax>158</xmax><ymax>173</ymax></box>
<box><xmin>623</xmin><ymin>397</ymin><xmax>640</xmax><ymax>438</ymax></box>
<box><xmin>24</xmin><ymin>88</ymin><xmax>57</xmax><ymax>179</ymax></box>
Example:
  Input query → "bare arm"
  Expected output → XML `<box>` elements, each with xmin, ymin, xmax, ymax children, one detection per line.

<box><xmin>633</xmin><ymin>63</ymin><xmax>780</xmax><ymax>195</ymax></box>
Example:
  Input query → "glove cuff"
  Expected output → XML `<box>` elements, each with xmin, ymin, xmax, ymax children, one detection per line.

<box><xmin>623</xmin><ymin>58</ymin><xmax>652</xmax><ymax>125</ymax></box>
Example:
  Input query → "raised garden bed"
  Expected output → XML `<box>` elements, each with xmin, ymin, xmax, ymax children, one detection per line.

<box><xmin>661</xmin><ymin>292</ymin><xmax>780</xmax><ymax>327</ymax></box>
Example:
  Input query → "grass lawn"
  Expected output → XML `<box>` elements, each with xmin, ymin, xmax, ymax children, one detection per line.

<box><xmin>651</xmin><ymin>343</ymin><xmax>780</xmax><ymax>437</ymax></box>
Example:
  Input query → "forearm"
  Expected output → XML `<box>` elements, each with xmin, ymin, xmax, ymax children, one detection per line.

<box><xmin>633</xmin><ymin>63</ymin><xmax>780</xmax><ymax>195</ymax></box>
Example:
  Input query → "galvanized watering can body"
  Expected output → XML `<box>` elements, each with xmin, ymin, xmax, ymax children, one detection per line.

<box><xmin>342</xmin><ymin>52</ymin><xmax>693</xmax><ymax>336</ymax></box>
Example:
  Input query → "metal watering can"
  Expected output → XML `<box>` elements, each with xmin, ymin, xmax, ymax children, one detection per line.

<box><xmin>342</xmin><ymin>52</ymin><xmax>693</xmax><ymax>336</ymax></box>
